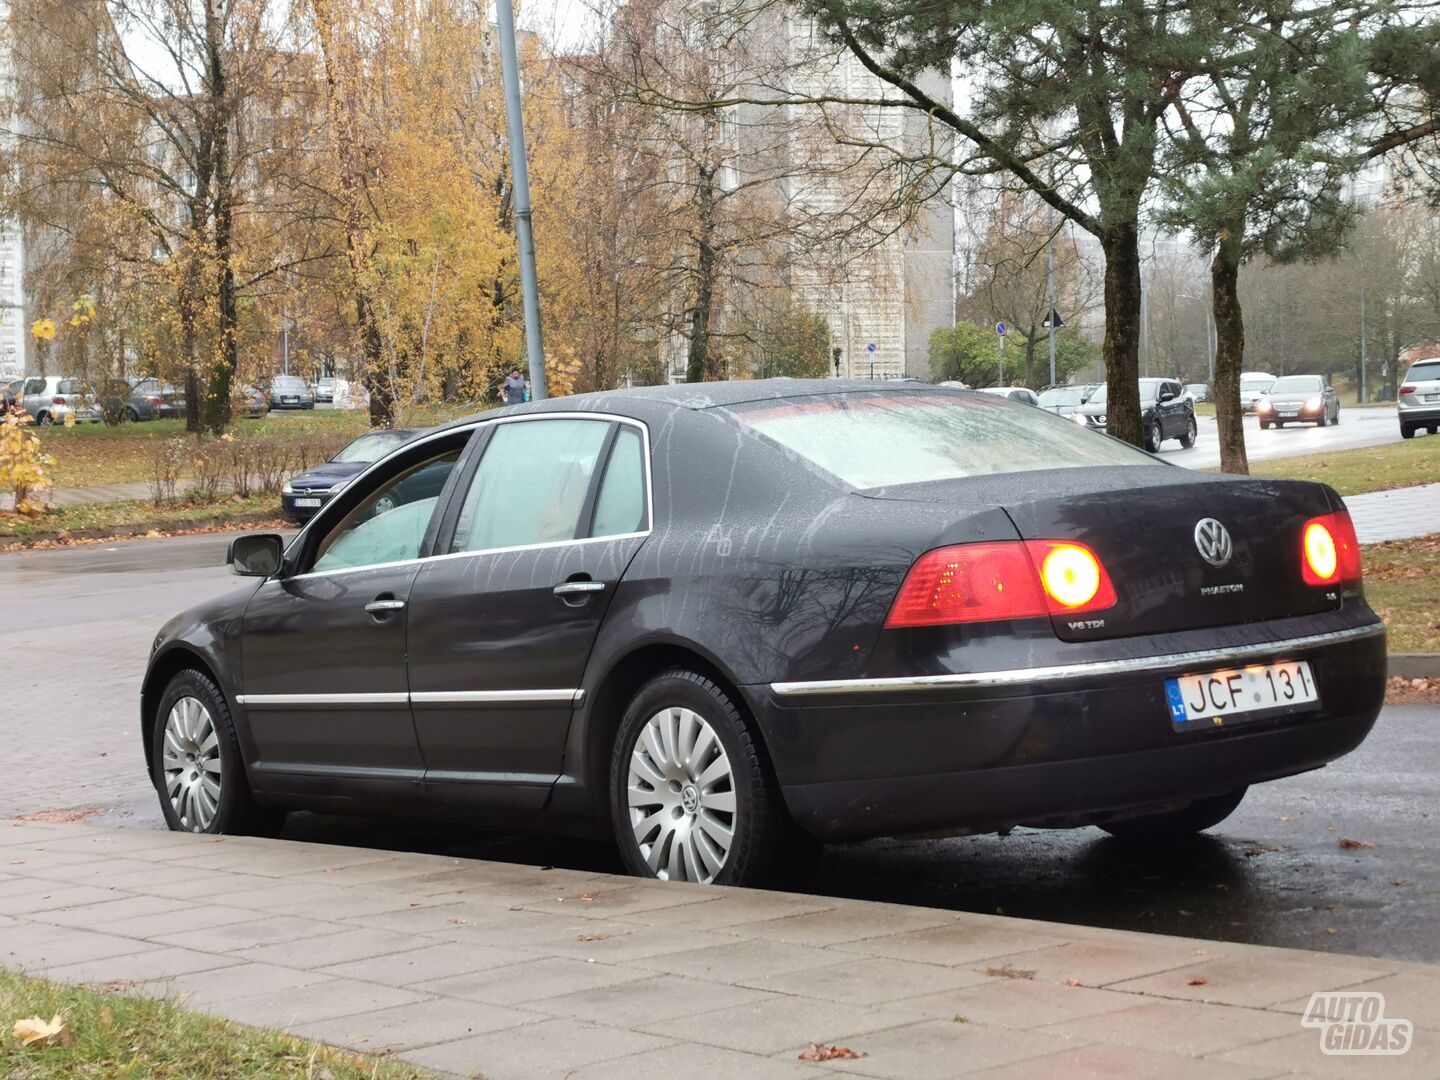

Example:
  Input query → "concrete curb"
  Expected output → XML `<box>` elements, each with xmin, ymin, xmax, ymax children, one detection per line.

<box><xmin>1389</xmin><ymin>653</ymin><xmax>1440</xmax><ymax>679</ymax></box>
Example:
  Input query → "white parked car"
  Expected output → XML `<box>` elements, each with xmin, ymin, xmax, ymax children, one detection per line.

<box><xmin>1398</xmin><ymin>357</ymin><xmax>1440</xmax><ymax>439</ymax></box>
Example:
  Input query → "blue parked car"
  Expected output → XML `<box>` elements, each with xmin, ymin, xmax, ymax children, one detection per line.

<box><xmin>281</xmin><ymin>428</ymin><xmax>426</xmax><ymax>521</ymax></box>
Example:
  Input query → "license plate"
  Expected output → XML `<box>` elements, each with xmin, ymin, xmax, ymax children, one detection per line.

<box><xmin>294</xmin><ymin>497</ymin><xmax>322</xmax><ymax>508</ymax></box>
<box><xmin>1425</xmin><ymin>394</ymin><xmax>1440</xmax><ymax>403</ymax></box>
<box><xmin>1278</xmin><ymin>408</ymin><xmax>1298</xmax><ymax>416</ymax></box>
<box><xmin>283</xmin><ymin>396</ymin><xmax>297</xmax><ymax>403</ymax></box>
<box><xmin>1165</xmin><ymin>661</ymin><xmax>1318</xmax><ymax>732</ymax></box>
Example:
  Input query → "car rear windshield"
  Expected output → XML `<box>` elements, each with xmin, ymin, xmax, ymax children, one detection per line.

<box><xmin>1269</xmin><ymin>376</ymin><xmax>1323</xmax><ymax>394</ymax></box>
<box><xmin>1241</xmin><ymin>377</ymin><xmax>1274</xmax><ymax>391</ymax></box>
<box><xmin>1405</xmin><ymin>361</ymin><xmax>1440</xmax><ymax>383</ymax></box>
<box><xmin>723</xmin><ymin>392</ymin><xmax>1154</xmax><ymax>490</ymax></box>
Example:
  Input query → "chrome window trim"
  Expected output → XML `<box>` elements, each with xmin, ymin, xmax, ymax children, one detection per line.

<box><xmin>285</xmin><ymin>411</ymin><xmax>654</xmax><ymax>583</ymax></box>
<box><xmin>769</xmin><ymin>623</ymin><xmax>1384</xmax><ymax>698</ymax></box>
<box><xmin>238</xmin><ymin>689</ymin><xmax>585</xmax><ymax>707</ymax></box>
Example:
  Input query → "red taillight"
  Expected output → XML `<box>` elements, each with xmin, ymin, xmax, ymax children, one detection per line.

<box><xmin>1301</xmin><ymin>511</ymin><xmax>1361</xmax><ymax>586</ymax></box>
<box><xmin>52</xmin><ymin>396</ymin><xmax>66</xmax><ymax>405</ymax></box>
<box><xmin>1400</xmin><ymin>386</ymin><xmax>1415</xmax><ymax>395</ymax></box>
<box><xmin>885</xmin><ymin>540</ymin><xmax>1115</xmax><ymax>628</ymax></box>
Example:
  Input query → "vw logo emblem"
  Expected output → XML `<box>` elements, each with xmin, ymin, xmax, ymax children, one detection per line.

<box><xmin>1194</xmin><ymin>518</ymin><xmax>1233</xmax><ymax>567</ymax></box>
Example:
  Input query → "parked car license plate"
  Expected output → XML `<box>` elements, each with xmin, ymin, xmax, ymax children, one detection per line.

<box><xmin>283</xmin><ymin>396</ymin><xmax>297</xmax><ymax>403</ymax></box>
<box><xmin>1425</xmin><ymin>394</ymin><xmax>1440</xmax><ymax>402</ymax></box>
<box><xmin>294</xmin><ymin>497</ymin><xmax>322</xmax><ymax>508</ymax></box>
<box><xmin>1278</xmin><ymin>408</ymin><xmax>1298</xmax><ymax>416</ymax></box>
<box><xmin>1165</xmin><ymin>661</ymin><xmax>1318</xmax><ymax>731</ymax></box>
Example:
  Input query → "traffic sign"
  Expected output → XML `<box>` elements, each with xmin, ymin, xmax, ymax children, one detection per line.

<box><xmin>995</xmin><ymin>321</ymin><xmax>1007</xmax><ymax>337</ymax></box>
<box><xmin>867</xmin><ymin>342</ymin><xmax>877</xmax><ymax>353</ymax></box>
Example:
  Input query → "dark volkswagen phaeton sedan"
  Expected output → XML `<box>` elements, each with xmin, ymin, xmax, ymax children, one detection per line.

<box><xmin>143</xmin><ymin>381</ymin><xmax>1385</xmax><ymax>886</ymax></box>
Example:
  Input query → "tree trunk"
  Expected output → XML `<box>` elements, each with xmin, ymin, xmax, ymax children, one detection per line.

<box><xmin>1210</xmin><ymin>226</ymin><xmax>1249</xmax><ymax>475</ymax></box>
<box><xmin>1100</xmin><ymin>223</ymin><xmax>1143</xmax><ymax>447</ymax></box>
<box><xmin>202</xmin><ymin>12</ymin><xmax>236</xmax><ymax>437</ymax></box>
<box><xmin>686</xmin><ymin>164</ymin><xmax>718</xmax><ymax>383</ymax></box>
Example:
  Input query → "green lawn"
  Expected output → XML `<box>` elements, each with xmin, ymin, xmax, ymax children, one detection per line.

<box><xmin>1364</xmin><ymin>534</ymin><xmax>1440</xmax><ymax>654</ymax></box>
<box><xmin>35</xmin><ymin>402</ymin><xmax>483</xmax><ymax>489</ymax></box>
<box><xmin>1243</xmin><ymin>436</ymin><xmax>1437</xmax><ymax>497</ymax></box>
<box><xmin>0</xmin><ymin>496</ymin><xmax>283</xmax><ymax>545</ymax></box>
<box><xmin>0</xmin><ymin>967</ymin><xmax>434</xmax><ymax>1079</ymax></box>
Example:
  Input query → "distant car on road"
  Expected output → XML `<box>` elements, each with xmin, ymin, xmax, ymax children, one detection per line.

<box><xmin>976</xmin><ymin>386</ymin><xmax>1041</xmax><ymax>406</ymax></box>
<box><xmin>314</xmin><ymin>377</ymin><xmax>336</xmax><ymax>404</ymax></box>
<box><xmin>20</xmin><ymin>376</ymin><xmax>101</xmax><ymax>425</ymax></box>
<box><xmin>1185</xmin><ymin>383</ymin><xmax>1209</xmax><ymax>403</ymax></box>
<box><xmin>235</xmin><ymin>384</ymin><xmax>269</xmax><ymax>419</ymax></box>
<box><xmin>281</xmin><ymin>428</ymin><xmax>425</xmax><ymax>521</ymax></box>
<box><xmin>1078</xmin><ymin>378</ymin><xmax>1197</xmax><ymax>451</ymax></box>
<box><xmin>269</xmin><ymin>375</ymin><xmax>315</xmax><ymax>410</ymax></box>
<box><xmin>1256</xmin><ymin>375</ymin><xmax>1340</xmax><ymax>429</ymax></box>
<box><xmin>142</xmin><ymin>380</ymin><xmax>1386</xmax><ymax>887</ymax></box>
<box><xmin>1038</xmin><ymin>386</ymin><xmax>1089</xmax><ymax>419</ymax></box>
<box><xmin>1239</xmin><ymin>372</ymin><xmax>1276</xmax><ymax>413</ymax></box>
<box><xmin>1398</xmin><ymin>358</ymin><xmax>1440</xmax><ymax>439</ymax></box>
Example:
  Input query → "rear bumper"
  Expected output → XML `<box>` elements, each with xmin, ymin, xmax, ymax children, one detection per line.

<box><xmin>1398</xmin><ymin>404</ymin><xmax>1440</xmax><ymax>426</ymax></box>
<box><xmin>747</xmin><ymin>618</ymin><xmax>1385</xmax><ymax>841</ymax></box>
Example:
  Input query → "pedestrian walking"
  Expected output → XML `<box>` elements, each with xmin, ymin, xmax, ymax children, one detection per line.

<box><xmin>500</xmin><ymin>367</ymin><xmax>528</xmax><ymax>405</ymax></box>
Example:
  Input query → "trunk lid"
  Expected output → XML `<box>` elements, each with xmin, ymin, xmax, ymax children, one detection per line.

<box><xmin>863</xmin><ymin>466</ymin><xmax>1339</xmax><ymax>641</ymax></box>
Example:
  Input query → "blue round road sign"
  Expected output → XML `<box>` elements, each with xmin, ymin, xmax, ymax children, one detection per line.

<box><xmin>995</xmin><ymin>321</ymin><xmax>1007</xmax><ymax>337</ymax></box>
<box><xmin>867</xmin><ymin>342</ymin><xmax>877</xmax><ymax>353</ymax></box>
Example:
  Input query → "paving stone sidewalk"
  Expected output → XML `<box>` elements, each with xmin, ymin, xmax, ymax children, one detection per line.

<box><xmin>2</xmin><ymin>821</ymin><xmax>1437</xmax><ymax>1078</ymax></box>
<box><xmin>1345</xmin><ymin>482</ymin><xmax>1440</xmax><ymax>545</ymax></box>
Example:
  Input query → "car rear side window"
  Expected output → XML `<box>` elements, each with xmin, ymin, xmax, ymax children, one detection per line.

<box><xmin>591</xmin><ymin>426</ymin><xmax>647</xmax><ymax>537</ymax></box>
<box><xmin>450</xmin><ymin>419</ymin><xmax>611</xmax><ymax>553</ymax></box>
<box><xmin>724</xmin><ymin>391</ymin><xmax>1153</xmax><ymax>490</ymax></box>
<box><xmin>22</xmin><ymin>379</ymin><xmax>45</xmax><ymax>396</ymax></box>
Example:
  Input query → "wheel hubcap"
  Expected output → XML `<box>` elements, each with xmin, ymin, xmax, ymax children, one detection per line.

<box><xmin>161</xmin><ymin>696</ymin><xmax>221</xmax><ymax>832</ymax></box>
<box><xmin>626</xmin><ymin>706</ymin><xmax>736</xmax><ymax>883</ymax></box>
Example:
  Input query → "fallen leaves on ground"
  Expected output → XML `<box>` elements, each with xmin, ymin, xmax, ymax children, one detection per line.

<box><xmin>983</xmin><ymin>965</ymin><xmax>1035</xmax><ymax>980</ymax></box>
<box><xmin>12</xmin><ymin>1012</ymin><xmax>73</xmax><ymax>1047</ymax></box>
<box><xmin>10</xmin><ymin>808</ymin><xmax>105</xmax><ymax>824</ymax></box>
<box><xmin>1385</xmin><ymin>676</ymin><xmax>1440</xmax><ymax>705</ymax></box>
<box><xmin>798</xmin><ymin>1043</ymin><xmax>867</xmax><ymax>1062</ymax></box>
<box><xmin>1338</xmin><ymin>837</ymin><xmax>1375</xmax><ymax>850</ymax></box>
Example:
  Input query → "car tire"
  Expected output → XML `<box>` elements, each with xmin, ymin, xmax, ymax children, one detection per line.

<box><xmin>1179</xmin><ymin>416</ymin><xmax>1197</xmax><ymax>448</ymax></box>
<box><xmin>1099</xmin><ymin>787</ymin><xmax>1248</xmax><ymax>843</ymax></box>
<box><xmin>610</xmin><ymin>669</ymin><xmax>806</xmax><ymax>887</ymax></box>
<box><xmin>150</xmin><ymin>668</ymin><xmax>284</xmax><ymax>837</ymax></box>
<box><xmin>1146</xmin><ymin>419</ymin><xmax>1163</xmax><ymax>453</ymax></box>
<box><xmin>35</xmin><ymin>411</ymin><xmax>52</xmax><ymax>426</ymax></box>
<box><xmin>1401</xmin><ymin>423</ymin><xmax>1415</xmax><ymax>439</ymax></box>
<box><xmin>126</xmin><ymin>407</ymin><xmax>141</xmax><ymax>423</ymax></box>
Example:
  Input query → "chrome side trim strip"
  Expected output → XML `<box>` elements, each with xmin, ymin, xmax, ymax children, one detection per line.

<box><xmin>236</xmin><ymin>693</ymin><xmax>411</xmax><ymax>707</ymax></box>
<box><xmin>769</xmin><ymin>623</ymin><xmax>1385</xmax><ymax>698</ymax></box>
<box><xmin>411</xmin><ymin>689</ymin><xmax>585</xmax><ymax>705</ymax></box>
<box><xmin>238</xmin><ymin>689</ymin><xmax>585</xmax><ymax>707</ymax></box>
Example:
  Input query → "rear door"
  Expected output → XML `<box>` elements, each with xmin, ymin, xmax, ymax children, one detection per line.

<box><xmin>406</xmin><ymin>415</ymin><xmax>651</xmax><ymax>808</ymax></box>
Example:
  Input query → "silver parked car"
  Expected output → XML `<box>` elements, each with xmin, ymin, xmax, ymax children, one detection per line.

<box><xmin>20</xmin><ymin>376</ymin><xmax>101</xmax><ymax>425</ymax></box>
<box><xmin>1399</xmin><ymin>358</ymin><xmax>1440</xmax><ymax>439</ymax></box>
<box><xmin>976</xmin><ymin>386</ymin><xmax>1041</xmax><ymax>405</ymax></box>
<box><xmin>268</xmin><ymin>374</ymin><xmax>315</xmax><ymax>410</ymax></box>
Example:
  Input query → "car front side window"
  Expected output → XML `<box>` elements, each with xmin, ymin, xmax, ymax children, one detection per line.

<box><xmin>311</xmin><ymin>451</ymin><xmax>460</xmax><ymax>574</ymax></box>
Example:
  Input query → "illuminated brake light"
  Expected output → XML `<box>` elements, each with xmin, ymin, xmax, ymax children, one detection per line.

<box><xmin>1033</xmin><ymin>541</ymin><xmax>1116</xmax><ymax>611</ymax></box>
<box><xmin>1301</xmin><ymin>511</ymin><xmax>1362</xmax><ymax>586</ymax></box>
<box><xmin>885</xmin><ymin>540</ymin><xmax>1116</xmax><ymax>628</ymax></box>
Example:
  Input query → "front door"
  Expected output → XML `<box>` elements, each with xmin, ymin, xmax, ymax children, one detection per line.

<box><xmin>239</xmin><ymin>442</ymin><xmax>463</xmax><ymax>795</ymax></box>
<box><xmin>406</xmin><ymin>415</ymin><xmax>651</xmax><ymax>807</ymax></box>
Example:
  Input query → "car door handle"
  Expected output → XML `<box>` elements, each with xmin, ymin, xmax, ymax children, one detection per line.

<box><xmin>365</xmin><ymin>599</ymin><xmax>407</xmax><ymax>614</ymax></box>
<box><xmin>553</xmin><ymin>581</ymin><xmax>606</xmax><ymax>597</ymax></box>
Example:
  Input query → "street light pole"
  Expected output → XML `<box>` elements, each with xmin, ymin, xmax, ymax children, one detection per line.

<box><xmin>494</xmin><ymin>0</ymin><xmax>548</xmax><ymax>400</ymax></box>
<box><xmin>1045</xmin><ymin>204</ymin><xmax>1056</xmax><ymax>387</ymax></box>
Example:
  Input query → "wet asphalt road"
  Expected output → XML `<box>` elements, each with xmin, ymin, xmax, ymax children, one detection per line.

<box><xmin>3</xmin><ymin>528</ymin><xmax>1436</xmax><ymax>966</ymax></box>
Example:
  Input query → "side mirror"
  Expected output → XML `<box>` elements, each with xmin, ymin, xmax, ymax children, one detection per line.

<box><xmin>1158</xmin><ymin>388</ymin><xmax>1176</xmax><ymax>402</ymax></box>
<box><xmin>228</xmin><ymin>533</ymin><xmax>284</xmax><ymax>577</ymax></box>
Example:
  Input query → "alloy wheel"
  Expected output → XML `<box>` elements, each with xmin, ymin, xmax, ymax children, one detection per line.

<box><xmin>162</xmin><ymin>696</ymin><xmax>222</xmax><ymax>832</ymax></box>
<box><xmin>626</xmin><ymin>706</ymin><xmax>736</xmax><ymax>883</ymax></box>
